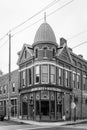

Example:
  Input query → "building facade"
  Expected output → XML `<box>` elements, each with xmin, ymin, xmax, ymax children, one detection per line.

<box><xmin>0</xmin><ymin>19</ymin><xmax>87</xmax><ymax>121</ymax></box>
<box><xmin>17</xmin><ymin>18</ymin><xmax>87</xmax><ymax>121</ymax></box>
<box><xmin>0</xmin><ymin>69</ymin><xmax>19</xmax><ymax>118</ymax></box>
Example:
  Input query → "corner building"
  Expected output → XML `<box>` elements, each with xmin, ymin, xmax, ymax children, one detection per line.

<box><xmin>17</xmin><ymin>20</ymin><xmax>87</xmax><ymax>121</ymax></box>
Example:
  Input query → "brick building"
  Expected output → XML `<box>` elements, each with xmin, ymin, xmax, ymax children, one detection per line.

<box><xmin>16</xmin><ymin>18</ymin><xmax>87</xmax><ymax>121</ymax></box>
<box><xmin>0</xmin><ymin>69</ymin><xmax>19</xmax><ymax>118</ymax></box>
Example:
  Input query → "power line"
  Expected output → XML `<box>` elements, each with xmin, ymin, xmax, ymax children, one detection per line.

<box><xmin>0</xmin><ymin>0</ymin><xmax>60</xmax><ymax>43</ymax></box>
<box><xmin>11</xmin><ymin>0</ymin><xmax>61</xmax><ymax>31</ymax></box>
<box><xmin>67</xmin><ymin>30</ymin><xmax>87</xmax><ymax>40</ymax></box>
<box><xmin>0</xmin><ymin>33</ymin><xmax>8</xmax><ymax>42</ymax></box>
<box><xmin>72</xmin><ymin>41</ymin><xmax>87</xmax><ymax>49</ymax></box>
<box><xmin>0</xmin><ymin>39</ymin><xmax>8</xmax><ymax>49</ymax></box>
<box><xmin>13</xmin><ymin>0</ymin><xmax>74</xmax><ymax>37</ymax></box>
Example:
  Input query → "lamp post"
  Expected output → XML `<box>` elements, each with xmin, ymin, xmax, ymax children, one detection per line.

<box><xmin>8</xmin><ymin>30</ymin><xmax>11</xmax><ymax>120</ymax></box>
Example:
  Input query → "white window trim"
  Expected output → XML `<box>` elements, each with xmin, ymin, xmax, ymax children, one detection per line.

<box><xmin>41</xmin><ymin>64</ymin><xmax>49</xmax><ymax>84</ymax></box>
<box><xmin>34</xmin><ymin>65</ymin><xmax>40</xmax><ymax>84</ymax></box>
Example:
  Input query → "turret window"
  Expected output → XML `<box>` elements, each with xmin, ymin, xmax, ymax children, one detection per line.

<box><xmin>53</xmin><ymin>48</ymin><xmax>56</xmax><ymax>57</ymax></box>
<box><xmin>35</xmin><ymin>48</ymin><xmax>38</xmax><ymax>58</ymax></box>
<box><xmin>43</xmin><ymin>47</ymin><xmax>47</xmax><ymax>57</ymax></box>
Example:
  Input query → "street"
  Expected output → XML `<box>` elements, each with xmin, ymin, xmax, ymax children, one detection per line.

<box><xmin>0</xmin><ymin>120</ymin><xmax>87</xmax><ymax>130</ymax></box>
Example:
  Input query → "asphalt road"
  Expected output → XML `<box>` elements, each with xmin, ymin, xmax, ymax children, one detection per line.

<box><xmin>0</xmin><ymin>120</ymin><xmax>87</xmax><ymax>130</ymax></box>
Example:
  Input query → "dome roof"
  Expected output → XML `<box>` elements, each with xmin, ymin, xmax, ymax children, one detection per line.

<box><xmin>33</xmin><ymin>22</ymin><xmax>57</xmax><ymax>46</ymax></box>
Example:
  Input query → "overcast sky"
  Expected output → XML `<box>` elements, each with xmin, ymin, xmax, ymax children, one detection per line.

<box><xmin>0</xmin><ymin>0</ymin><xmax>87</xmax><ymax>74</ymax></box>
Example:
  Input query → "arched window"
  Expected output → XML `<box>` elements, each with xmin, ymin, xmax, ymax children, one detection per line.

<box><xmin>43</xmin><ymin>47</ymin><xmax>47</xmax><ymax>57</ymax></box>
<box><xmin>53</xmin><ymin>48</ymin><xmax>55</xmax><ymax>57</ymax></box>
<box><xmin>24</xmin><ymin>50</ymin><xmax>27</xmax><ymax>58</ymax></box>
<box><xmin>35</xmin><ymin>48</ymin><xmax>38</xmax><ymax>58</ymax></box>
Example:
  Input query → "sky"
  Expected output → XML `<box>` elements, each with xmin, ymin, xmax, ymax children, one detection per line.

<box><xmin>0</xmin><ymin>0</ymin><xmax>87</xmax><ymax>74</ymax></box>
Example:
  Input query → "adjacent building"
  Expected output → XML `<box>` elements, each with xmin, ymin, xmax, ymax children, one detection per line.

<box><xmin>0</xmin><ymin>70</ymin><xmax>19</xmax><ymax>118</ymax></box>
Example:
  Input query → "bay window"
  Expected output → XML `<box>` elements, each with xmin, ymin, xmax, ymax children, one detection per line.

<box><xmin>41</xmin><ymin>65</ymin><xmax>49</xmax><ymax>83</ymax></box>
<box><xmin>35</xmin><ymin>66</ymin><xmax>40</xmax><ymax>83</ymax></box>
<box><xmin>50</xmin><ymin>65</ymin><xmax>56</xmax><ymax>84</ymax></box>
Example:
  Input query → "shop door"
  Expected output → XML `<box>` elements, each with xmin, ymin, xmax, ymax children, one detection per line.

<box><xmin>41</xmin><ymin>101</ymin><xmax>49</xmax><ymax>115</ymax></box>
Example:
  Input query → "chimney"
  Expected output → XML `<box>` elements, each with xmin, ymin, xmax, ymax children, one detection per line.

<box><xmin>68</xmin><ymin>47</ymin><xmax>72</xmax><ymax>52</ymax></box>
<box><xmin>78</xmin><ymin>54</ymin><xmax>83</xmax><ymax>59</ymax></box>
<box><xmin>17</xmin><ymin>51</ymin><xmax>21</xmax><ymax>56</ymax></box>
<box><xmin>60</xmin><ymin>38</ymin><xmax>67</xmax><ymax>46</ymax></box>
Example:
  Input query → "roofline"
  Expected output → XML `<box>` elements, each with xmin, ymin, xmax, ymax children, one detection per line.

<box><xmin>32</xmin><ymin>41</ymin><xmax>58</xmax><ymax>47</ymax></box>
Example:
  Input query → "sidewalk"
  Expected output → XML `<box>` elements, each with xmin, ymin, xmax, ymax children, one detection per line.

<box><xmin>10</xmin><ymin>117</ymin><xmax>87</xmax><ymax>126</ymax></box>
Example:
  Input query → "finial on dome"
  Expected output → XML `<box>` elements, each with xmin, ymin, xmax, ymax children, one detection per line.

<box><xmin>44</xmin><ymin>12</ymin><xmax>46</xmax><ymax>23</ymax></box>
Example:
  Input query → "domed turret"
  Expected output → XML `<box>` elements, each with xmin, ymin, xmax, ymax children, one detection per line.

<box><xmin>33</xmin><ymin>13</ymin><xmax>57</xmax><ymax>47</ymax></box>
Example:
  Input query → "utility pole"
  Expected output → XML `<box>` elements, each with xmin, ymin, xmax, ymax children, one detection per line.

<box><xmin>8</xmin><ymin>30</ymin><xmax>11</xmax><ymax>120</ymax></box>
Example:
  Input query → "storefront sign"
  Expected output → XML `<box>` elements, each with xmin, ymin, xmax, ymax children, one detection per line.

<box><xmin>41</xmin><ymin>91</ymin><xmax>49</xmax><ymax>100</ymax></box>
<box><xmin>30</xmin><ymin>87</ymin><xmax>61</xmax><ymax>92</ymax></box>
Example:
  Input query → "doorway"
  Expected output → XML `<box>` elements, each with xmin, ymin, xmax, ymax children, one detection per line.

<box><xmin>41</xmin><ymin>101</ymin><xmax>49</xmax><ymax>115</ymax></box>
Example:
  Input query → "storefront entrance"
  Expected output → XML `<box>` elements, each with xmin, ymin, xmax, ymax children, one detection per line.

<box><xmin>21</xmin><ymin>91</ymin><xmax>64</xmax><ymax>121</ymax></box>
<box><xmin>41</xmin><ymin>101</ymin><xmax>49</xmax><ymax>116</ymax></box>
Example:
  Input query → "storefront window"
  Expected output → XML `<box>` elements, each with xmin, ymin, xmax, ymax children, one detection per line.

<box><xmin>50</xmin><ymin>65</ymin><xmax>56</xmax><ymax>84</ymax></box>
<box><xmin>35</xmin><ymin>66</ymin><xmax>40</xmax><ymax>83</ymax></box>
<box><xmin>41</xmin><ymin>65</ymin><xmax>49</xmax><ymax>83</ymax></box>
<box><xmin>11</xmin><ymin>99</ymin><xmax>17</xmax><ymax>117</ymax></box>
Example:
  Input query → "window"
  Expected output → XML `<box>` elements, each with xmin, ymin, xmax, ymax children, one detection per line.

<box><xmin>24</xmin><ymin>50</ymin><xmax>27</xmax><ymax>58</ymax></box>
<box><xmin>29</xmin><ymin>68</ymin><xmax>32</xmax><ymax>85</ymax></box>
<box><xmin>72</xmin><ymin>73</ymin><xmax>76</xmax><ymax>88</ymax></box>
<box><xmin>83</xmin><ymin>77</ymin><xmax>86</xmax><ymax>90</ymax></box>
<box><xmin>3</xmin><ymin>85</ymin><xmax>7</xmax><ymax>94</ymax></box>
<box><xmin>53</xmin><ymin>48</ymin><xmax>55</xmax><ymax>57</ymax></box>
<box><xmin>21</xmin><ymin>71</ymin><xmax>26</xmax><ymax>87</ymax></box>
<box><xmin>65</xmin><ymin>71</ymin><xmax>69</xmax><ymax>87</ymax></box>
<box><xmin>12</xmin><ymin>83</ymin><xmax>15</xmax><ymax>92</ymax></box>
<box><xmin>11</xmin><ymin>99</ymin><xmax>17</xmax><ymax>117</ymax></box>
<box><xmin>77</xmin><ymin>75</ymin><xmax>80</xmax><ymax>89</ymax></box>
<box><xmin>0</xmin><ymin>86</ymin><xmax>2</xmax><ymax>94</ymax></box>
<box><xmin>35</xmin><ymin>66</ymin><xmax>40</xmax><ymax>83</ymax></box>
<box><xmin>41</xmin><ymin>65</ymin><xmax>49</xmax><ymax>83</ymax></box>
<box><xmin>59</xmin><ymin>68</ymin><xmax>62</xmax><ymax>85</ymax></box>
<box><xmin>35</xmin><ymin>48</ymin><xmax>38</xmax><ymax>58</ymax></box>
<box><xmin>43</xmin><ymin>47</ymin><xmax>47</xmax><ymax>57</ymax></box>
<box><xmin>50</xmin><ymin>65</ymin><xmax>56</xmax><ymax>84</ymax></box>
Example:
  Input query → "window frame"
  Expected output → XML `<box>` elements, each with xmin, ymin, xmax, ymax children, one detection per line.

<box><xmin>58</xmin><ymin>68</ymin><xmax>62</xmax><ymax>86</ymax></box>
<box><xmin>12</xmin><ymin>82</ymin><xmax>15</xmax><ymax>93</ymax></box>
<box><xmin>50</xmin><ymin>65</ymin><xmax>56</xmax><ymax>84</ymax></box>
<box><xmin>41</xmin><ymin>64</ymin><xmax>49</xmax><ymax>84</ymax></box>
<box><xmin>34</xmin><ymin>65</ymin><xmax>40</xmax><ymax>84</ymax></box>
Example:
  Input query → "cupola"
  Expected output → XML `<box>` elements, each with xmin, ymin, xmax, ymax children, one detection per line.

<box><xmin>33</xmin><ymin>13</ymin><xmax>57</xmax><ymax>47</ymax></box>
